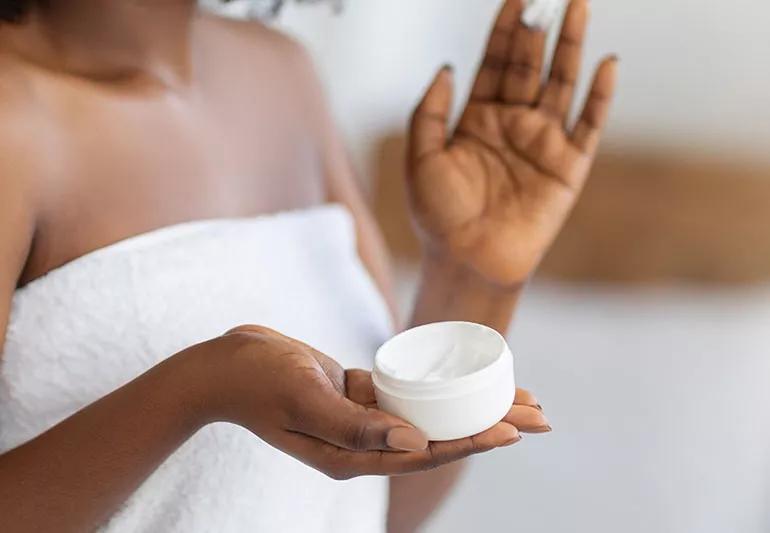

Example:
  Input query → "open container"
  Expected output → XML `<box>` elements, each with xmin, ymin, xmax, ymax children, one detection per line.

<box><xmin>372</xmin><ymin>321</ymin><xmax>515</xmax><ymax>441</ymax></box>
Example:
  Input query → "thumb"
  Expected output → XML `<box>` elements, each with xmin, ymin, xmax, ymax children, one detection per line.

<box><xmin>408</xmin><ymin>65</ymin><xmax>454</xmax><ymax>167</ymax></box>
<box><xmin>294</xmin><ymin>389</ymin><xmax>428</xmax><ymax>453</ymax></box>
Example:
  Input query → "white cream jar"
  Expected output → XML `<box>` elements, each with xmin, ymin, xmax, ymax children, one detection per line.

<box><xmin>373</xmin><ymin>322</ymin><xmax>515</xmax><ymax>441</ymax></box>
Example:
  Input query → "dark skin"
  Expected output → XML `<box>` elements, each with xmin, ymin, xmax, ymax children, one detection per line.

<box><xmin>0</xmin><ymin>1</ymin><xmax>615</xmax><ymax>532</ymax></box>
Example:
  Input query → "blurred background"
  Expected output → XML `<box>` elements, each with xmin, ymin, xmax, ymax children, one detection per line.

<box><xmin>266</xmin><ymin>1</ymin><xmax>770</xmax><ymax>531</ymax></box>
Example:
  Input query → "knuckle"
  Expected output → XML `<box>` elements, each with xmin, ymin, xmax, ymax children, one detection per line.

<box><xmin>215</xmin><ymin>332</ymin><xmax>257</xmax><ymax>357</ymax></box>
<box><xmin>221</xmin><ymin>331</ymin><xmax>272</xmax><ymax>357</ymax></box>
<box><xmin>589</xmin><ymin>89</ymin><xmax>610</xmax><ymax>103</ymax></box>
<box><xmin>342</xmin><ymin>420</ymin><xmax>369</xmax><ymax>451</ymax></box>
<box><xmin>224</xmin><ymin>324</ymin><xmax>254</xmax><ymax>336</ymax></box>
<box><xmin>412</xmin><ymin>110</ymin><xmax>447</xmax><ymax>124</ymax></box>
<box><xmin>551</xmin><ymin>72</ymin><xmax>577</xmax><ymax>90</ymax></box>
<box><xmin>507</xmin><ymin>60</ymin><xmax>539</xmax><ymax>77</ymax></box>
<box><xmin>482</xmin><ymin>52</ymin><xmax>508</xmax><ymax>71</ymax></box>
<box><xmin>225</xmin><ymin>324</ymin><xmax>273</xmax><ymax>337</ymax></box>
<box><xmin>233</xmin><ymin>324</ymin><xmax>273</xmax><ymax>335</ymax></box>
<box><xmin>430</xmin><ymin>448</ymin><xmax>454</xmax><ymax>468</ymax></box>
<box><xmin>420</xmin><ymin>444</ymin><xmax>444</xmax><ymax>470</ymax></box>
<box><xmin>558</xmin><ymin>34</ymin><xmax>581</xmax><ymax>49</ymax></box>
<box><xmin>422</xmin><ymin>443</ymin><xmax>470</xmax><ymax>471</ymax></box>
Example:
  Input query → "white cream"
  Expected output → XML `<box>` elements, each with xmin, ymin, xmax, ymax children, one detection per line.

<box><xmin>522</xmin><ymin>0</ymin><xmax>564</xmax><ymax>31</ymax></box>
<box><xmin>373</xmin><ymin>322</ymin><xmax>515</xmax><ymax>441</ymax></box>
<box><xmin>376</xmin><ymin>322</ymin><xmax>501</xmax><ymax>382</ymax></box>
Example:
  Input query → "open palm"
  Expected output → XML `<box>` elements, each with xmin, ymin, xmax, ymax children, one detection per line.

<box><xmin>407</xmin><ymin>0</ymin><xmax>618</xmax><ymax>286</ymax></box>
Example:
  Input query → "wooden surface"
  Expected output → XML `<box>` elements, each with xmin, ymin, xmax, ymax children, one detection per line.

<box><xmin>371</xmin><ymin>135</ymin><xmax>770</xmax><ymax>284</ymax></box>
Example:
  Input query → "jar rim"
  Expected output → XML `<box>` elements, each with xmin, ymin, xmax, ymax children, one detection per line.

<box><xmin>373</xmin><ymin>321</ymin><xmax>512</xmax><ymax>398</ymax></box>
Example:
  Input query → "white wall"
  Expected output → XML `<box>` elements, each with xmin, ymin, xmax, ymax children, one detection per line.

<box><xmin>278</xmin><ymin>0</ymin><xmax>770</xmax><ymax>183</ymax></box>
<box><xmin>423</xmin><ymin>282</ymin><xmax>770</xmax><ymax>533</ymax></box>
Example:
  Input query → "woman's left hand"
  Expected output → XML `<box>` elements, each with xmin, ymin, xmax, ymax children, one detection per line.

<box><xmin>407</xmin><ymin>0</ymin><xmax>618</xmax><ymax>287</ymax></box>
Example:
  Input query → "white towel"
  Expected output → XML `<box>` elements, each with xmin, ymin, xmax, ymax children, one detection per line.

<box><xmin>0</xmin><ymin>205</ymin><xmax>393</xmax><ymax>533</ymax></box>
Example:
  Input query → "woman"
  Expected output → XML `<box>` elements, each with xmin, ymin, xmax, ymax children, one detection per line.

<box><xmin>0</xmin><ymin>0</ymin><xmax>616</xmax><ymax>531</ymax></box>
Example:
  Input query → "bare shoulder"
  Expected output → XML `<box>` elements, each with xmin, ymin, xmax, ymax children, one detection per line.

<box><xmin>196</xmin><ymin>13</ymin><xmax>323</xmax><ymax>96</ymax></box>
<box><xmin>0</xmin><ymin>58</ymin><xmax>53</xmax><ymax>225</ymax></box>
<box><xmin>211</xmin><ymin>15</ymin><xmax>306</xmax><ymax>56</ymax></box>
<box><xmin>0</xmin><ymin>57</ymin><xmax>42</xmax><ymax>301</ymax></box>
<box><xmin>0</xmin><ymin>53</ymin><xmax>56</xmax><ymax>174</ymax></box>
<box><xmin>0</xmin><ymin>57</ymin><xmax>44</xmax><ymax>185</ymax></box>
<box><xmin>195</xmin><ymin>12</ymin><xmax>335</xmax><ymax>159</ymax></box>
<box><xmin>202</xmin><ymin>12</ymin><xmax>309</xmax><ymax>56</ymax></box>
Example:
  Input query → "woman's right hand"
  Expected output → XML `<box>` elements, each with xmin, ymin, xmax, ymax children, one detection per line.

<box><xmin>187</xmin><ymin>325</ymin><xmax>548</xmax><ymax>480</ymax></box>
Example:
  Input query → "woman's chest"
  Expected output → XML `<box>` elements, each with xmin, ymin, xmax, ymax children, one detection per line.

<box><xmin>24</xmin><ymin>84</ymin><xmax>326</xmax><ymax>283</ymax></box>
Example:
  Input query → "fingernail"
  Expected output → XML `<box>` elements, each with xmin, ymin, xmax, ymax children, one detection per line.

<box><xmin>442</xmin><ymin>63</ymin><xmax>454</xmax><ymax>73</ymax></box>
<box><xmin>610</xmin><ymin>54</ymin><xmax>621</xmax><ymax>63</ymax></box>
<box><xmin>387</xmin><ymin>427</ymin><xmax>428</xmax><ymax>451</ymax></box>
<box><xmin>535</xmin><ymin>404</ymin><xmax>543</xmax><ymax>412</ymax></box>
<box><xmin>528</xmin><ymin>425</ymin><xmax>553</xmax><ymax>434</ymax></box>
<box><xmin>503</xmin><ymin>435</ymin><xmax>523</xmax><ymax>447</ymax></box>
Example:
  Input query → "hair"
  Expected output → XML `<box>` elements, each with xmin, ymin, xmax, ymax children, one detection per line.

<box><xmin>0</xmin><ymin>0</ymin><xmax>27</xmax><ymax>23</ymax></box>
<box><xmin>0</xmin><ymin>0</ymin><xmax>339</xmax><ymax>24</ymax></box>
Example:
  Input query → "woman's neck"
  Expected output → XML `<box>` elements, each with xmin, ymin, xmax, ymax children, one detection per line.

<box><xmin>0</xmin><ymin>0</ymin><xmax>198</xmax><ymax>89</ymax></box>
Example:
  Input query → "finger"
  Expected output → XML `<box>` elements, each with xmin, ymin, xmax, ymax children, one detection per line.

<box><xmin>503</xmin><ymin>405</ymin><xmax>552</xmax><ymax>433</ymax></box>
<box><xmin>514</xmin><ymin>387</ymin><xmax>541</xmax><ymax>408</ymax></box>
<box><xmin>538</xmin><ymin>0</ymin><xmax>590</xmax><ymax>123</ymax></box>
<box><xmin>223</xmin><ymin>326</ymin><xmax>426</xmax><ymax>451</ymax></box>
<box><xmin>409</xmin><ymin>66</ymin><xmax>454</xmax><ymax>166</ymax></box>
<box><xmin>463</xmin><ymin>421</ymin><xmax>522</xmax><ymax>449</ymax></box>
<box><xmin>281</xmin><ymin>422</ymin><xmax>520</xmax><ymax>479</ymax></box>
<box><xmin>287</xmin><ymin>386</ymin><xmax>427</xmax><ymax>453</ymax></box>
<box><xmin>345</xmin><ymin>369</ymin><xmax>377</xmax><ymax>408</ymax></box>
<box><xmin>502</xmin><ymin>18</ymin><xmax>547</xmax><ymax>105</ymax></box>
<box><xmin>388</xmin><ymin>421</ymin><xmax>521</xmax><ymax>473</ymax></box>
<box><xmin>469</xmin><ymin>0</ymin><xmax>524</xmax><ymax>101</ymax></box>
<box><xmin>571</xmin><ymin>56</ymin><xmax>619</xmax><ymax>154</ymax></box>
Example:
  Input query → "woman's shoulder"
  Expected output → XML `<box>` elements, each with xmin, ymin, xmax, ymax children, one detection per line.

<box><xmin>0</xmin><ymin>57</ymin><xmax>43</xmax><ymax>297</ymax></box>
<box><xmin>0</xmin><ymin>51</ymin><xmax>40</xmax><ymax>125</ymax></box>
<box><xmin>0</xmin><ymin>53</ymin><xmax>52</xmax><ymax>191</ymax></box>
<box><xmin>195</xmin><ymin>12</ymin><xmax>333</xmax><ymax>145</ymax></box>
<box><xmin>0</xmin><ymin>51</ymin><xmax>61</xmax><ymax>202</ymax></box>
<box><xmin>197</xmin><ymin>13</ymin><xmax>316</xmax><ymax>79</ymax></box>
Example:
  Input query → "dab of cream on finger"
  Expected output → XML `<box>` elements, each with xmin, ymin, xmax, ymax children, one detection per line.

<box><xmin>521</xmin><ymin>0</ymin><xmax>564</xmax><ymax>31</ymax></box>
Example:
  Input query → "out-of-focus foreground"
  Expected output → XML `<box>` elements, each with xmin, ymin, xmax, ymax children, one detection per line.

<box><xmin>276</xmin><ymin>1</ymin><xmax>770</xmax><ymax>531</ymax></box>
